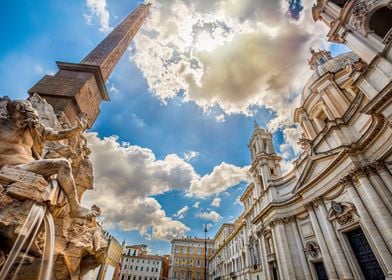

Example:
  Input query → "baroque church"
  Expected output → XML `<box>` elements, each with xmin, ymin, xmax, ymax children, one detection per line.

<box><xmin>208</xmin><ymin>0</ymin><xmax>392</xmax><ymax>279</ymax></box>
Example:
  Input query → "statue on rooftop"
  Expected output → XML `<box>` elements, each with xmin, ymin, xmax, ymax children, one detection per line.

<box><xmin>0</xmin><ymin>96</ymin><xmax>98</xmax><ymax>219</ymax></box>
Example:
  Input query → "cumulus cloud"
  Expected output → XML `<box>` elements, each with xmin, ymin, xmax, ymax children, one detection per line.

<box><xmin>133</xmin><ymin>0</ymin><xmax>330</xmax><ymax>152</ymax></box>
<box><xmin>183</xmin><ymin>151</ymin><xmax>199</xmax><ymax>161</ymax></box>
<box><xmin>197</xmin><ymin>211</ymin><xmax>222</xmax><ymax>222</ymax></box>
<box><xmin>83</xmin><ymin>0</ymin><xmax>112</xmax><ymax>33</ymax></box>
<box><xmin>83</xmin><ymin>133</ymin><xmax>194</xmax><ymax>240</ymax></box>
<box><xmin>188</xmin><ymin>163</ymin><xmax>250</xmax><ymax>198</ymax></box>
<box><xmin>211</xmin><ymin>197</ymin><xmax>221</xmax><ymax>207</ymax></box>
<box><xmin>215</xmin><ymin>114</ymin><xmax>225</xmax><ymax>122</ymax></box>
<box><xmin>192</xmin><ymin>201</ymin><xmax>200</xmax><ymax>208</ymax></box>
<box><xmin>173</xmin><ymin>206</ymin><xmax>190</xmax><ymax>219</ymax></box>
<box><xmin>83</xmin><ymin>133</ymin><xmax>248</xmax><ymax>240</ymax></box>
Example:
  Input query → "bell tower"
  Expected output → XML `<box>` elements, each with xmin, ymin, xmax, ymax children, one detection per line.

<box><xmin>28</xmin><ymin>4</ymin><xmax>151</xmax><ymax>127</ymax></box>
<box><xmin>248</xmin><ymin>122</ymin><xmax>282</xmax><ymax>194</ymax></box>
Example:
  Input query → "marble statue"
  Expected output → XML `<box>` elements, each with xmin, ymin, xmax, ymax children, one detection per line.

<box><xmin>0</xmin><ymin>97</ymin><xmax>98</xmax><ymax>219</ymax></box>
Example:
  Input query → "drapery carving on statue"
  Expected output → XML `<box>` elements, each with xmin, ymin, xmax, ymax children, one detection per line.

<box><xmin>0</xmin><ymin>96</ymin><xmax>98</xmax><ymax>219</ymax></box>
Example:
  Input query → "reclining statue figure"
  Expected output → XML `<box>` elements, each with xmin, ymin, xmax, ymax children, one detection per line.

<box><xmin>0</xmin><ymin>96</ymin><xmax>98</xmax><ymax>219</ymax></box>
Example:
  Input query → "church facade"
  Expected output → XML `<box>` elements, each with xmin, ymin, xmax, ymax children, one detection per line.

<box><xmin>209</xmin><ymin>0</ymin><xmax>392</xmax><ymax>279</ymax></box>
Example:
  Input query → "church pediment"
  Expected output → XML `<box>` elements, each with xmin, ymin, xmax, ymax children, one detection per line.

<box><xmin>293</xmin><ymin>151</ymin><xmax>345</xmax><ymax>194</ymax></box>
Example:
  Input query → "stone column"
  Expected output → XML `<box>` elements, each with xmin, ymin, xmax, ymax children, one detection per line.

<box><xmin>367</xmin><ymin>166</ymin><xmax>392</xmax><ymax>214</ymax></box>
<box><xmin>374</xmin><ymin>161</ymin><xmax>392</xmax><ymax>195</ymax></box>
<box><xmin>270</xmin><ymin>219</ymin><xmax>296</xmax><ymax>279</ymax></box>
<box><xmin>317</xmin><ymin>199</ymin><xmax>353</xmax><ymax>279</ymax></box>
<box><xmin>305</xmin><ymin>202</ymin><xmax>338</xmax><ymax>280</ymax></box>
<box><xmin>353</xmin><ymin>167</ymin><xmax>392</xmax><ymax>251</ymax></box>
<box><xmin>291</xmin><ymin>219</ymin><xmax>312</xmax><ymax>280</ymax></box>
<box><xmin>259</xmin><ymin>233</ymin><xmax>271</xmax><ymax>280</ymax></box>
<box><xmin>343</xmin><ymin>177</ymin><xmax>392</xmax><ymax>278</ymax></box>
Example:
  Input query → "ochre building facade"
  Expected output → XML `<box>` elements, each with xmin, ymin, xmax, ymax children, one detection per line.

<box><xmin>209</xmin><ymin>1</ymin><xmax>392</xmax><ymax>279</ymax></box>
<box><xmin>169</xmin><ymin>237</ymin><xmax>214</xmax><ymax>280</ymax></box>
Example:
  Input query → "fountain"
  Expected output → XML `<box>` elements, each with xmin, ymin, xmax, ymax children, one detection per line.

<box><xmin>0</xmin><ymin>203</ymin><xmax>54</xmax><ymax>280</ymax></box>
<box><xmin>0</xmin><ymin>95</ymin><xmax>107</xmax><ymax>279</ymax></box>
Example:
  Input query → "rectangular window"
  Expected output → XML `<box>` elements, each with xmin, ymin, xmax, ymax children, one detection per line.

<box><xmin>147</xmin><ymin>267</ymin><xmax>149</xmax><ymax>272</ymax></box>
<box><xmin>183</xmin><ymin>246</ymin><xmax>187</xmax><ymax>253</ymax></box>
<box><xmin>133</xmin><ymin>277</ymin><xmax>136</xmax><ymax>280</ymax></box>
<box><xmin>135</xmin><ymin>266</ymin><xmax>138</xmax><ymax>271</ymax></box>
<box><xmin>190</xmin><ymin>247</ymin><xmax>194</xmax><ymax>254</ymax></box>
<box><xmin>197</xmin><ymin>248</ymin><xmax>201</xmax><ymax>254</ymax></box>
<box><xmin>130</xmin><ymin>265</ymin><xmax>133</xmax><ymax>270</ymax></box>
<box><xmin>175</xmin><ymin>246</ymin><xmax>180</xmax><ymax>253</ymax></box>
<box><xmin>141</xmin><ymin>266</ymin><xmax>143</xmax><ymax>271</ymax></box>
<box><xmin>128</xmin><ymin>276</ymin><xmax>131</xmax><ymax>280</ymax></box>
<box><xmin>182</xmin><ymin>258</ymin><xmax>186</xmax><ymax>264</ymax></box>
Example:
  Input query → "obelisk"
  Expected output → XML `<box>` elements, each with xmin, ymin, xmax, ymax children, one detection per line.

<box><xmin>28</xmin><ymin>3</ymin><xmax>150</xmax><ymax>126</ymax></box>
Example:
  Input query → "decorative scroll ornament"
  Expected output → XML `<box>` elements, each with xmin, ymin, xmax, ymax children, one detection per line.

<box><xmin>350</xmin><ymin>0</ymin><xmax>382</xmax><ymax>33</ymax></box>
<box><xmin>328</xmin><ymin>202</ymin><xmax>356</xmax><ymax>226</ymax></box>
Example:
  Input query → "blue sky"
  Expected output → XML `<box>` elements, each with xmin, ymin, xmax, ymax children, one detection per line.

<box><xmin>1</xmin><ymin>0</ymin><xmax>349</xmax><ymax>255</ymax></box>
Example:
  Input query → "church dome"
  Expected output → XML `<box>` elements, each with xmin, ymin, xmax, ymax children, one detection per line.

<box><xmin>301</xmin><ymin>51</ymin><xmax>360</xmax><ymax>103</ymax></box>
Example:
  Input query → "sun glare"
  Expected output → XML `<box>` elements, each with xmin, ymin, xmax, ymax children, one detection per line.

<box><xmin>194</xmin><ymin>31</ymin><xmax>223</xmax><ymax>52</ymax></box>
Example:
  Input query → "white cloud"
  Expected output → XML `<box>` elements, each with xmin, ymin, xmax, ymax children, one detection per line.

<box><xmin>211</xmin><ymin>197</ymin><xmax>221</xmax><ymax>207</ymax></box>
<box><xmin>192</xmin><ymin>201</ymin><xmax>200</xmax><ymax>208</ymax></box>
<box><xmin>173</xmin><ymin>206</ymin><xmax>190</xmax><ymax>219</ymax></box>
<box><xmin>235</xmin><ymin>195</ymin><xmax>241</xmax><ymax>205</ymax></box>
<box><xmin>280</xmin><ymin>159</ymin><xmax>294</xmax><ymax>175</ymax></box>
<box><xmin>83</xmin><ymin>133</ymin><xmax>248</xmax><ymax>240</ymax></box>
<box><xmin>188</xmin><ymin>163</ymin><xmax>250</xmax><ymax>198</ymax></box>
<box><xmin>133</xmin><ymin>0</ymin><xmax>330</xmax><ymax>152</ymax></box>
<box><xmin>83</xmin><ymin>132</ymin><xmax>194</xmax><ymax>240</ymax></box>
<box><xmin>215</xmin><ymin>114</ymin><xmax>225</xmax><ymax>122</ymax></box>
<box><xmin>183</xmin><ymin>151</ymin><xmax>199</xmax><ymax>161</ymax></box>
<box><xmin>197</xmin><ymin>211</ymin><xmax>222</xmax><ymax>222</ymax></box>
<box><xmin>84</xmin><ymin>0</ymin><xmax>112</xmax><ymax>33</ymax></box>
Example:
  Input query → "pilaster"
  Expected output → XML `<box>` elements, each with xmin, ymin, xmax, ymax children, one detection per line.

<box><xmin>317</xmin><ymin>199</ymin><xmax>353</xmax><ymax>279</ymax></box>
<box><xmin>351</xmin><ymin>166</ymin><xmax>392</xmax><ymax>251</ymax></box>
<box><xmin>305</xmin><ymin>201</ymin><xmax>339</xmax><ymax>280</ymax></box>
<box><xmin>342</xmin><ymin>176</ymin><xmax>392</xmax><ymax>278</ymax></box>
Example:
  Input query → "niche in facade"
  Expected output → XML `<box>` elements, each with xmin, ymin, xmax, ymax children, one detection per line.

<box><xmin>369</xmin><ymin>6</ymin><xmax>392</xmax><ymax>40</ymax></box>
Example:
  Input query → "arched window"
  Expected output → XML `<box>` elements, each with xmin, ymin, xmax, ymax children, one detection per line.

<box><xmin>331</xmin><ymin>0</ymin><xmax>347</xmax><ymax>8</ymax></box>
<box><xmin>369</xmin><ymin>6</ymin><xmax>392</xmax><ymax>40</ymax></box>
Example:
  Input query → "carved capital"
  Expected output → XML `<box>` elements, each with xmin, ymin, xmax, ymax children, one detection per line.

<box><xmin>312</xmin><ymin>197</ymin><xmax>323</xmax><ymax>208</ymax></box>
<box><xmin>366</xmin><ymin>165</ymin><xmax>378</xmax><ymax>176</ymax></box>
<box><xmin>351</xmin><ymin>166</ymin><xmax>367</xmax><ymax>178</ymax></box>
<box><xmin>339</xmin><ymin>175</ymin><xmax>354</xmax><ymax>188</ymax></box>
<box><xmin>304</xmin><ymin>202</ymin><xmax>314</xmax><ymax>210</ymax></box>
<box><xmin>268</xmin><ymin>216</ymin><xmax>295</xmax><ymax>228</ymax></box>
<box><xmin>372</xmin><ymin>160</ymin><xmax>387</xmax><ymax>171</ymax></box>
